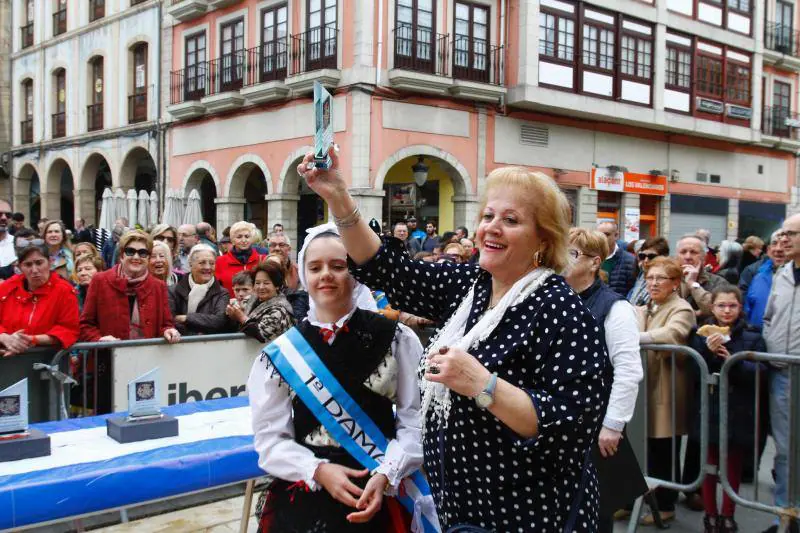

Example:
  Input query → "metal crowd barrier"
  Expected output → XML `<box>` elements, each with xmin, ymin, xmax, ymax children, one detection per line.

<box><xmin>719</xmin><ymin>351</ymin><xmax>800</xmax><ymax>529</ymax></box>
<box><xmin>626</xmin><ymin>344</ymin><xmax>710</xmax><ymax>532</ymax></box>
<box><xmin>35</xmin><ymin>334</ymin><xmax>248</xmax><ymax>421</ymax></box>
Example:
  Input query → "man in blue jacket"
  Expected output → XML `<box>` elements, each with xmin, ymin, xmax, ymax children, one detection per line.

<box><xmin>597</xmin><ymin>221</ymin><xmax>637</xmax><ymax>296</ymax></box>
<box><xmin>744</xmin><ymin>231</ymin><xmax>786</xmax><ymax>327</ymax></box>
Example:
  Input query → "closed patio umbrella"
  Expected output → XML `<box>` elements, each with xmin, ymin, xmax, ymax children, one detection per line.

<box><xmin>174</xmin><ymin>188</ymin><xmax>185</xmax><ymax>226</ymax></box>
<box><xmin>98</xmin><ymin>188</ymin><xmax>115</xmax><ymax>231</ymax></box>
<box><xmin>127</xmin><ymin>189</ymin><xmax>138</xmax><ymax>229</ymax></box>
<box><xmin>137</xmin><ymin>190</ymin><xmax>150</xmax><ymax>229</ymax></box>
<box><xmin>114</xmin><ymin>189</ymin><xmax>127</xmax><ymax>224</ymax></box>
<box><xmin>149</xmin><ymin>190</ymin><xmax>159</xmax><ymax>227</ymax></box>
<box><xmin>182</xmin><ymin>189</ymin><xmax>202</xmax><ymax>225</ymax></box>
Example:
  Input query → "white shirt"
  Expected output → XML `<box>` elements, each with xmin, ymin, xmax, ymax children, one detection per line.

<box><xmin>0</xmin><ymin>232</ymin><xmax>16</xmax><ymax>267</ymax></box>
<box><xmin>247</xmin><ymin>316</ymin><xmax>424</xmax><ymax>492</ymax></box>
<box><xmin>602</xmin><ymin>300</ymin><xmax>644</xmax><ymax>431</ymax></box>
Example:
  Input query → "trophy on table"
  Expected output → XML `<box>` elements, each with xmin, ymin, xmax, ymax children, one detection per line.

<box><xmin>306</xmin><ymin>81</ymin><xmax>334</xmax><ymax>171</ymax></box>
<box><xmin>106</xmin><ymin>368</ymin><xmax>179</xmax><ymax>444</ymax></box>
<box><xmin>0</xmin><ymin>379</ymin><xmax>51</xmax><ymax>462</ymax></box>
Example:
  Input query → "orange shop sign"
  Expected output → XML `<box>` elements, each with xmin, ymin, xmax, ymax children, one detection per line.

<box><xmin>591</xmin><ymin>167</ymin><xmax>668</xmax><ymax>196</ymax></box>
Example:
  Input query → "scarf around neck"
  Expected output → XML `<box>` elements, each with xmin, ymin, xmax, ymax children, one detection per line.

<box><xmin>187</xmin><ymin>274</ymin><xmax>214</xmax><ymax>314</ymax></box>
<box><xmin>232</xmin><ymin>246</ymin><xmax>253</xmax><ymax>266</ymax></box>
<box><xmin>421</xmin><ymin>267</ymin><xmax>554</xmax><ymax>431</ymax></box>
<box><xmin>117</xmin><ymin>264</ymin><xmax>149</xmax><ymax>295</ymax></box>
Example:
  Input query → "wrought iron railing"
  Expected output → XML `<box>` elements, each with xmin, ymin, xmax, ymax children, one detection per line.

<box><xmin>52</xmin><ymin>112</ymin><xmax>66</xmax><ymax>138</ymax></box>
<box><xmin>170</xmin><ymin>64</ymin><xmax>208</xmax><ymax>104</ymax></box>
<box><xmin>762</xmin><ymin>105</ymin><xmax>800</xmax><ymax>139</ymax></box>
<box><xmin>245</xmin><ymin>39</ymin><xmax>288</xmax><ymax>86</ymax></box>
<box><xmin>208</xmin><ymin>51</ymin><xmax>246</xmax><ymax>93</ymax></box>
<box><xmin>290</xmin><ymin>25</ymin><xmax>339</xmax><ymax>76</ymax></box>
<box><xmin>87</xmin><ymin>103</ymin><xmax>104</xmax><ymax>131</ymax></box>
<box><xmin>21</xmin><ymin>22</ymin><xmax>33</xmax><ymax>49</ymax></box>
<box><xmin>393</xmin><ymin>22</ymin><xmax>448</xmax><ymax>76</ymax></box>
<box><xmin>128</xmin><ymin>93</ymin><xmax>147</xmax><ymax>123</ymax></box>
<box><xmin>20</xmin><ymin>119</ymin><xmax>33</xmax><ymax>144</ymax></box>
<box><xmin>53</xmin><ymin>9</ymin><xmax>67</xmax><ymax>36</ymax></box>
<box><xmin>765</xmin><ymin>22</ymin><xmax>800</xmax><ymax>57</ymax></box>
<box><xmin>452</xmin><ymin>36</ymin><xmax>504</xmax><ymax>85</ymax></box>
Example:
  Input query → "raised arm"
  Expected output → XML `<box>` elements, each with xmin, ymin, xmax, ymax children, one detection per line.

<box><xmin>298</xmin><ymin>148</ymin><xmax>381</xmax><ymax>265</ymax></box>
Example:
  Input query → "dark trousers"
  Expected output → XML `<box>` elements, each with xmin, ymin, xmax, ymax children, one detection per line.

<box><xmin>648</xmin><ymin>437</ymin><xmax>681</xmax><ymax>512</ymax></box>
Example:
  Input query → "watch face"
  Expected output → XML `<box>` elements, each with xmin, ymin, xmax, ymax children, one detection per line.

<box><xmin>475</xmin><ymin>392</ymin><xmax>493</xmax><ymax>409</ymax></box>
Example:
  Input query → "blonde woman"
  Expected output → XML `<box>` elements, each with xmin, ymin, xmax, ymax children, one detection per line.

<box><xmin>301</xmin><ymin>148</ymin><xmax>610</xmax><ymax>532</ymax></box>
<box><xmin>149</xmin><ymin>240</ymin><xmax>180</xmax><ymax>287</ymax></box>
<box><xmin>215</xmin><ymin>221</ymin><xmax>264</xmax><ymax>295</ymax></box>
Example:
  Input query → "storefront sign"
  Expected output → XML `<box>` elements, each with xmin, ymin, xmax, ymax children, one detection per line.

<box><xmin>696</xmin><ymin>97</ymin><xmax>724</xmax><ymax>114</ymax></box>
<box><xmin>591</xmin><ymin>168</ymin><xmax>668</xmax><ymax>197</ymax></box>
<box><xmin>623</xmin><ymin>207</ymin><xmax>641</xmax><ymax>242</ymax></box>
<box><xmin>726</xmin><ymin>104</ymin><xmax>752</xmax><ymax>120</ymax></box>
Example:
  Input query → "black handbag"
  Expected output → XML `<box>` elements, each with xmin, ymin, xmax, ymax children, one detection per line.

<box><xmin>446</xmin><ymin>526</ymin><xmax>494</xmax><ymax>533</ymax></box>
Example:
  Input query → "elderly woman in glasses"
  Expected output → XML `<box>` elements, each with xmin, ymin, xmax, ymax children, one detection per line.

<box><xmin>627</xmin><ymin>236</ymin><xmax>670</xmax><ymax>307</ymax></box>
<box><xmin>636</xmin><ymin>256</ymin><xmax>696</xmax><ymax>524</ymax></box>
<box><xmin>0</xmin><ymin>239</ymin><xmax>80</xmax><ymax>356</ymax></box>
<box><xmin>151</xmin><ymin>224</ymin><xmax>182</xmax><ymax>274</ymax></box>
<box><xmin>80</xmin><ymin>230</ymin><xmax>180</xmax><ymax>343</ymax></box>
<box><xmin>169</xmin><ymin>244</ymin><xmax>231</xmax><ymax>336</ymax></box>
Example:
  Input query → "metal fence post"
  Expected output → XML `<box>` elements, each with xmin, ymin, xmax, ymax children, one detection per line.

<box><xmin>789</xmin><ymin>364</ymin><xmax>800</xmax><ymax>513</ymax></box>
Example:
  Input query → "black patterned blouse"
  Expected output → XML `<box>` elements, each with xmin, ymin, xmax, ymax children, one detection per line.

<box><xmin>350</xmin><ymin>237</ymin><xmax>610</xmax><ymax>532</ymax></box>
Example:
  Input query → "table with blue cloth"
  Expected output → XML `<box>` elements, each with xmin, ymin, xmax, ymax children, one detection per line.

<box><xmin>0</xmin><ymin>396</ymin><xmax>260</xmax><ymax>529</ymax></box>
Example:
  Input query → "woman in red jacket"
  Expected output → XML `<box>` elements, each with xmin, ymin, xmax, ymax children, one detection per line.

<box><xmin>215</xmin><ymin>221</ymin><xmax>263</xmax><ymax>296</ymax></box>
<box><xmin>0</xmin><ymin>240</ymin><xmax>80</xmax><ymax>355</ymax></box>
<box><xmin>80</xmin><ymin>230</ymin><xmax>180</xmax><ymax>343</ymax></box>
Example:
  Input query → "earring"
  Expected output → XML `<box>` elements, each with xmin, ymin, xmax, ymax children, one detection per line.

<box><xmin>533</xmin><ymin>250</ymin><xmax>542</xmax><ymax>267</ymax></box>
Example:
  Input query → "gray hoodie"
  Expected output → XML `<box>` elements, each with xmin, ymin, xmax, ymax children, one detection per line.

<box><xmin>762</xmin><ymin>262</ymin><xmax>800</xmax><ymax>367</ymax></box>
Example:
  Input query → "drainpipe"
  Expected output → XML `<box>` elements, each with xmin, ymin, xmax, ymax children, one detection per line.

<box><xmin>156</xmin><ymin>0</ymin><xmax>165</xmax><ymax>220</ymax></box>
<box><xmin>499</xmin><ymin>0</ymin><xmax>506</xmax><ymax>109</ymax></box>
<box><xmin>376</xmin><ymin>0</ymin><xmax>384</xmax><ymax>86</ymax></box>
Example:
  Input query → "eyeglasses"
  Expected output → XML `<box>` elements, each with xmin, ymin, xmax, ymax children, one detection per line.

<box><xmin>638</xmin><ymin>252</ymin><xmax>659</xmax><ymax>261</ymax></box>
<box><xmin>784</xmin><ymin>230</ymin><xmax>800</xmax><ymax>238</ymax></box>
<box><xmin>16</xmin><ymin>238</ymin><xmax>44</xmax><ymax>248</ymax></box>
<box><xmin>645</xmin><ymin>275</ymin><xmax>675</xmax><ymax>284</ymax></box>
<box><xmin>123</xmin><ymin>247</ymin><xmax>150</xmax><ymax>258</ymax></box>
<box><xmin>567</xmin><ymin>249</ymin><xmax>595</xmax><ymax>259</ymax></box>
<box><xmin>0</xmin><ymin>211</ymin><xmax>11</xmax><ymax>219</ymax></box>
<box><xmin>178</xmin><ymin>232</ymin><xmax>197</xmax><ymax>238</ymax></box>
<box><xmin>269</xmin><ymin>242</ymin><xmax>289</xmax><ymax>249</ymax></box>
<box><xmin>155</xmin><ymin>235</ymin><xmax>176</xmax><ymax>244</ymax></box>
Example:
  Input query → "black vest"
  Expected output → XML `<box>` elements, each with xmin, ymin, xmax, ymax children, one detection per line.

<box><xmin>580</xmin><ymin>277</ymin><xmax>624</xmax><ymax>331</ymax></box>
<box><xmin>292</xmin><ymin>309</ymin><xmax>398</xmax><ymax>451</ymax></box>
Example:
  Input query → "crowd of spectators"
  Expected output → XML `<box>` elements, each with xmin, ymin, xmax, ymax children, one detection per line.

<box><xmin>0</xmin><ymin>191</ymin><xmax>797</xmax><ymax>532</ymax></box>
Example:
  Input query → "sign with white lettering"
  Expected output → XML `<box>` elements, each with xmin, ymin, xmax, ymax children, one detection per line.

<box><xmin>112</xmin><ymin>338</ymin><xmax>263</xmax><ymax>412</ymax></box>
<box><xmin>696</xmin><ymin>97</ymin><xmax>724</xmax><ymax>114</ymax></box>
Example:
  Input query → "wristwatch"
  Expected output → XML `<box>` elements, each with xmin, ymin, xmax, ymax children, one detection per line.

<box><xmin>691</xmin><ymin>282</ymin><xmax>701</xmax><ymax>290</ymax></box>
<box><xmin>475</xmin><ymin>372</ymin><xmax>498</xmax><ymax>409</ymax></box>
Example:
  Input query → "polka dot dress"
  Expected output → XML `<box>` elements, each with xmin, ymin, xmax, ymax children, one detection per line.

<box><xmin>351</xmin><ymin>238</ymin><xmax>610</xmax><ymax>532</ymax></box>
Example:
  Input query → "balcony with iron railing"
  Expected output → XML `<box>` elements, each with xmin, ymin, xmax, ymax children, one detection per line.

<box><xmin>763</xmin><ymin>22</ymin><xmax>800</xmax><ymax>71</ymax></box>
<box><xmin>241</xmin><ymin>40</ymin><xmax>290</xmax><ymax>104</ymax></box>
<box><xmin>87</xmin><ymin>103</ymin><xmax>103</xmax><ymax>131</ymax></box>
<box><xmin>20</xmin><ymin>119</ymin><xmax>33</xmax><ymax>144</ymax></box>
<box><xmin>128</xmin><ymin>93</ymin><xmax>148</xmax><ymax>124</ymax></box>
<box><xmin>53</xmin><ymin>9</ymin><xmax>67</xmax><ymax>36</ymax></box>
<box><xmin>52</xmin><ymin>112</ymin><xmax>66</xmax><ymax>138</ymax></box>
<box><xmin>89</xmin><ymin>0</ymin><xmax>105</xmax><ymax>22</ymax></box>
<box><xmin>21</xmin><ymin>22</ymin><xmax>33</xmax><ymax>49</ymax></box>
<box><xmin>167</xmin><ymin>0</ymin><xmax>241</xmax><ymax>22</ymax></box>
<box><xmin>167</xmin><ymin>28</ymin><xmax>339</xmax><ymax>118</ymax></box>
<box><xmin>389</xmin><ymin>22</ymin><xmax>506</xmax><ymax>102</ymax></box>
<box><xmin>762</xmin><ymin>106</ymin><xmax>800</xmax><ymax>142</ymax></box>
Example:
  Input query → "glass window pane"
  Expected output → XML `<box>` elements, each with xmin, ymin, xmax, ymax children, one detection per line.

<box><xmin>310</xmin><ymin>0</ymin><xmax>321</xmax><ymax>12</ymax></box>
<box><xmin>474</xmin><ymin>8</ymin><xmax>487</xmax><ymax>24</ymax></box>
<box><xmin>456</xmin><ymin>3</ymin><xmax>469</xmax><ymax>19</ymax></box>
<box><xmin>418</xmin><ymin>0</ymin><xmax>432</xmax><ymax>11</ymax></box>
<box><xmin>456</xmin><ymin>19</ymin><xmax>469</xmax><ymax>37</ymax></box>
<box><xmin>325</xmin><ymin>6</ymin><xmax>336</xmax><ymax>23</ymax></box>
<box><xmin>398</xmin><ymin>5</ymin><xmax>412</xmax><ymax>23</ymax></box>
<box><xmin>310</xmin><ymin>12</ymin><xmax>321</xmax><ymax>27</ymax></box>
<box><xmin>326</xmin><ymin>0</ymin><xmax>336</xmax><ymax>6</ymax></box>
<box><xmin>474</xmin><ymin>24</ymin><xmax>487</xmax><ymax>40</ymax></box>
<box><xmin>418</xmin><ymin>11</ymin><xmax>432</xmax><ymax>29</ymax></box>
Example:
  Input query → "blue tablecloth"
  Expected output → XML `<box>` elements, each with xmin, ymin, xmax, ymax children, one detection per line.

<box><xmin>0</xmin><ymin>397</ymin><xmax>260</xmax><ymax>529</ymax></box>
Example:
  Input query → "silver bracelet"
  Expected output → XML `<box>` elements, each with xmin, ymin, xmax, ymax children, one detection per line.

<box><xmin>333</xmin><ymin>205</ymin><xmax>361</xmax><ymax>228</ymax></box>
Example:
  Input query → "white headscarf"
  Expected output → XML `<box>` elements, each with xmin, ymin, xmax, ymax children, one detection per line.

<box><xmin>297</xmin><ymin>223</ymin><xmax>378</xmax><ymax>315</ymax></box>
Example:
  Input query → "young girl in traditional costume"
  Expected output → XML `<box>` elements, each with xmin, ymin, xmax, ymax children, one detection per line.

<box><xmin>248</xmin><ymin>223</ymin><xmax>437</xmax><ymax>533</ymax></box>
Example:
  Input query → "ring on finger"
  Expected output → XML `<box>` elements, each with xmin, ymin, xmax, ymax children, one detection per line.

<box><xmin>428</xmin><ymin>364</ymin><xmax>441</xmax><ymax>375</ymax></box>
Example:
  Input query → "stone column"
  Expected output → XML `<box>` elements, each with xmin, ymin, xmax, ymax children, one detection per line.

<box><xmin>349</xmin><ymin>188</ymin><xmax>385</xmax><ymax>228</ymax></box>
<box><xmin>659</xmin><ymin>193</ymin><xmax>671</xmax><ymax>239</ymax></box>
<box><xmin>75</xmin><ymin>189</ymin><xmax>97</xmax><ymax>226</ymax></box>
<box><xmin>214</xmin><ymin>198</ymin><xmax>247</xmax><ymax>234</ymax></box>
<box><xmin>41</xmin><ymin>192</ymin><xmax>61</xmax><ymax>220</ymax></box>
<box><xmin>576</xmin><ymin>186</ymin><xmax>598</xmax><ymax>229</ymax></box>
<box><xmin>453</xmin><ymin>195</ymin><xmax>481</xmax><ymax>232</ymax></box>
<box><xmin>350</xmin><ymin>91</ymin><xmax>372</xmax><ymax>189</ymax></box>
<box><xmin>266</xmin><ymin>194</ymin><xmax>300</xmax><ymax>257</ymax></box>
<box><xmin>727</xmin><ymin>198</ymin><xmax>740</xmax><ymax>241</ymax></box>
<box><xmin>12</xmin><ymin>179</ymin><xmax>30</xmax><ymax>220</ymax></box>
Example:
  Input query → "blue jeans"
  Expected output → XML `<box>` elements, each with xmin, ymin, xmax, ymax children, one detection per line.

<box><xmin>770</xmin><ymin>368</ymin><xmax>790</xmax><ymax>509</ymax></box>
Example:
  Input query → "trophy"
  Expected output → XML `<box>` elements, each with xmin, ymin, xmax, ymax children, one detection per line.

<box><xmin>106</xmin><ymin>368</ymin><xmax>178</xmax><ymax>444</ymax></box>
<box><xmin>307</xmin><ymin>81</ymin><xmax>334</xmax><ymax>170</ymax></box>
<box><xmin>0</xmin><ymin>379</ymin><xmax>51</xmax><ymax>462</ymax></box>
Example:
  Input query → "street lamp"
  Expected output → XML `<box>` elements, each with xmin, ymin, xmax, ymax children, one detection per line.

<box><xmin>412</xmin><ymin>156</ymin><xmax>429</xmax><ymax>187</ymax></box>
